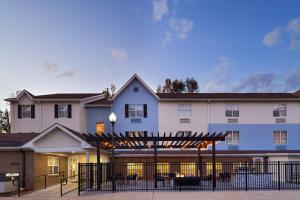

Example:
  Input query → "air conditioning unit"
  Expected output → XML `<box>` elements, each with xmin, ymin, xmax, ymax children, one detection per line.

<box><xmin>275</xmin><ymin>118</ymin><xmax>286</xmax><ymax>123</ymax></box>
<box><xmin>179</xmin><ymin>118</ymin><xmax>191</xmax><ymax>123</ymax></box>
<box><xmin>228</xmin><ymin>145</ymin><xmax>239</xmax><ymax>150</ymax></box>
<box><xmin>227</xmin><ymin>118</ymin><xmax>238</xmax><ymax>123</ymax></box>
<box><xmin>276</xmin><ymin>145</ymin><xmax>287</xmax><ymax>150</ymax></box>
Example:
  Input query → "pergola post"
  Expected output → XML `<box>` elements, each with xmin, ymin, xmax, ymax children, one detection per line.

<box><xmin>112</xmin><ymin>149</ymin><xmax>116</xmax><ymax>192</ymax></box>
<box><xmin>154</xmin><ymin>141</ymin><xmax>158</xmax><ymax>189</ymax></box>
<box><xmin>212</xmin><ymin>140</ymin><xmax>216</xmax><ymax>190</ymax></box>
<box><xmin>96</xmin><ymin>138</ymin><xmax>101</xmax><ymax>191</ymax></box>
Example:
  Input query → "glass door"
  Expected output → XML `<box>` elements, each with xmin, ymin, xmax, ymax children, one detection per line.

<box><xmin>70</xmin><ymin>157</ymin><xmax>79</xmax><ymax>181</ymax></box>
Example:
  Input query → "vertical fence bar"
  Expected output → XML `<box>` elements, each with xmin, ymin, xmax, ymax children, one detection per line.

<box><xmin>278</xmin><ymin>161</ymin><xmax>281</xmax><ymax>190</ymax></box>
<box><xmin>78</xmin><ymin>163</ymin><xmax>81</xmax><ymax>196</ymax></box>
<box><xmin>212</xmin><ymin>140</ymin><xmax>216</xmax><ymax>191</ymax></box>
<box><xmin>154</xmin><ymin>141</ymin><xmax>158</xmax><ymax>189</ymax></box>
<box><xmin>245</xmin><ymin>162</ymin><xmax>248</xmax><ymax>191</ymax></box>
<box><xmin>96</xmin><ymin>139</ymin><xmax>101</xmax><ymax>191</ymax></box>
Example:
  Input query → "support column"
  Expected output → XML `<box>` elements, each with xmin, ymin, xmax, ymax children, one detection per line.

<box><xmin>212</xmin><ymin>140</ymin><xmax>216</xmax><ymax>190</ymax></box>
<box><xmin>96</xmin><ymin>139</ymin><xmax>101</xmax><ymax>191</ymax></box>
<box><xmin>197</xmin><ymin>147</ymin><xmax>202</xmax><ymax>177</ymax></box>
<box><xmin>154</xmin><ymin>141</ymin><xmax>158</xmax><ymax>189</ymax></box>
<box><xmin>112</xmin><ymin>149</ymin><xmax>116</xmax><ymax>192</ymax></box>
<box><xmin>86</xmin><ymin>151</ymin><xmax>90</xmax><ymax>163</ymax></box>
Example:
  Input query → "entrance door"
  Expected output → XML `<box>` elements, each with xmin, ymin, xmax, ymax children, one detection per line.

<box><xmin>70</xmin><ymin>157</ymin><xmax>79</xmax><ymax>181</ymax></box>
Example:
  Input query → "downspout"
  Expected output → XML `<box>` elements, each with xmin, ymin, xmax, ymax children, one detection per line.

<box><xmin>207</xmin><ymin>99</ymin><xmax>211</xmax><ymax>132</ymax></box>
<box><xmin>20</xmin><ymin>150</ymin><xmax>26</xmax><ymax>189</ymax></box>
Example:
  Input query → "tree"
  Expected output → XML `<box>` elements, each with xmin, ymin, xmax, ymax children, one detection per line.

<box><xmin>162</xmin><ymin>79</ymin><xmax>172</xmax><ymax>93</ymax></box>
<box><xmin>156</xmin><ymin>84</ymin><xmax>162</xmax><ymax>93</ymax></box>
<box><xmin>0</xmin><ymin>110</ymin><xmax>3</xmax><ymax>133</ymax></box>
<box><xmin>2</xmin><ymin>109</ymin><xmax>10</xmax><ymax>133</ymax></box>
<box><xmin>172</xmin><ymin>79</ymin><xmax>186</xmax><ymax>93</ymax></box>
<box><xmin>110</xmin><ymin>84</ymin><xmax>116</xmax><ymax>96</ymax></box>
<box><xmin>186</xmin><ymin>77</ymin><xmax>199</xmax><ymax>93</ymax></box>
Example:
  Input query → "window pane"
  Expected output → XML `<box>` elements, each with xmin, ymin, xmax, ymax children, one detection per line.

<box><xmin>180</xmin><ymin>163</ymin><xmax>196</xmax><ymax>176</ymax></box>
<box><xmin>225</xmin><ymin>110</ymin><xmax>232</xmax><ymax>117</ymax></box>
<box><xmin>22</xmin><ymin>105</ymin><xmax>31</xmax><ymax>118</ymax></box>
<box><xmin>127</xmin><ymin>163</ymin><xmax>143</xmax><ymax>177</ymax></box>
<box><xmin>58</xmin><ymin>104</ymin><xmax>68</xmax><ymax>118</ymax></box>
<box><xmin>233</xmin><ymin>110</ymin><xmax>239</xmax><ymax>117</ymax></box>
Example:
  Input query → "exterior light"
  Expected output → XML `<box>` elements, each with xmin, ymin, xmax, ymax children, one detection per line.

<box><xmin>109</xmin><ymin>112</ymin><xmax>117</xmax><ymax>124</ymax></box>
<box><xmin>96</xmin><ymin>122</ymin><xmax>105</xmax><ymax>135</ymax></box>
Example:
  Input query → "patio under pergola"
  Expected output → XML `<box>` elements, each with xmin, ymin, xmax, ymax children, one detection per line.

<box><xmin>79</xmin><ymin>131</ymin><xmax>228</xmax><ymax>193</ymax></box>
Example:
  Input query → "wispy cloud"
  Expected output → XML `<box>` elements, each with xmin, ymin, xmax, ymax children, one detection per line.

<box><xmin>56</xmin><ymin>70</ymin><xmax>76</xmax><ymax>78</ymax></box>
<box><xmin>152</xmin><ymin>0</ymin><xmax>168</xmax><ymax>22</ymax></box>
<box><xmin>110</xmin><ymin>48</ymin><xmax>128</xmax><ymax>64</ymax></box>
<box><xmin>162</xmin><ymin>17</ymin><xmax>193</xmax><ymax>46</ymax></box>
<box><xmin>263</xmin><ymin>16</ymin><xmax>300</xmax><ymax>49</ymax></box>
<box><xmin>262</xmin><ymin>27</ymin><xmax>282</xmax><ymax>46</ymax></box>
<box><xmin>44</xmin><ymin>62</ymin><xmax>58</xmax><ymax>73</ymax></box>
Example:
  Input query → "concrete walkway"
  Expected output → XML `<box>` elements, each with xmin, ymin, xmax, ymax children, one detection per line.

<box><xmin>1</xmin><ymin>190</ymin><xmax>300</xmax><ymax>200</ymax></box>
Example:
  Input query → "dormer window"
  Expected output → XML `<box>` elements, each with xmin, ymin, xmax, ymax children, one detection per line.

<box><xmin>18</xmin><ymin>105</ymin><xmax>35</xmax><ymax>119</ymax></box>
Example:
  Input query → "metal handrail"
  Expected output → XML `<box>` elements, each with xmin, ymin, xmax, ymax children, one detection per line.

<box><xmin>13</xmin><ymin>171</ymin><xmax>65</xmax><ymax>197</ymax></box>
<box><xmin>60</xmin><ymin>173</ymin><xmax>86</xmax><ymax>197</ymax></box>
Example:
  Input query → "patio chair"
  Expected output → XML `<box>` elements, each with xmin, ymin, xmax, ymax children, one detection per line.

<box><xmin>127</xmin><ymin>174</ymin><xmax>138</xmax><ymax>185</ymax></box>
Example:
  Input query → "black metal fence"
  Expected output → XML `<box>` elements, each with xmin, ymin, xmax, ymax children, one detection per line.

<box><xmin>78</xmin><ymin>161</ymin><xmax>300</xmax><ymax>194</ymax></box>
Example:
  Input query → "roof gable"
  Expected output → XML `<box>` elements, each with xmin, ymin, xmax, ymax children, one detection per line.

<box><xmin>112</xmin><ymin>74</ymin><xmax>159</xmax><ymax>100</ymax></box>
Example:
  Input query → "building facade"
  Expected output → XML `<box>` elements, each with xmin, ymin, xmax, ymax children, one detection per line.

<box><xmin>1</xmin><ymin>74</ymin><xmax>300</xmax><ymax>192</ymax></box>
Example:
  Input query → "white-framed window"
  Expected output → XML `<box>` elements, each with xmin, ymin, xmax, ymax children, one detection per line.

<box><xmin>127</xmin><ymin>131</ymin><xmax>146</xmax><ymax>137</ymax></box>
<box><xmin>48</xmin><ymin>156</ymin><xmax>59</xmax><ymax>175</ymax></box>
<box><xmin>176</xmin><ymin>131</ymin><xmax>192</xmax><ymax>137</ymax></box>
<box><xmin>274</xmin><ymin>130</ymin><xmax>287</xmax><ymax>145</ymax></box>
<box><xmin>273</xmin><ymin>104</ymin><xmax>287</xmax><ymax>117</ymax></box>
<box><xmin>225</xmin><ymin>104</ymin><xmax>239</xmax><ymax>117</ymax></box>
<box><xmin>177</xmin><ymin>104</ymin><xmax>192</xmax><ymax>118</ymax></box>
<box><xmin>128</xmin><ymin>104</ymin><xmax>144</xmax><ymax>118</ymax></box>
<box><xmin>21</xmin><ymin>105</ymin><xmax>32</xmax><ymax>118</ymax></box>
<box><xmin>58</xmin><ymin>104</ymin><xmax>68</xmax><ymax>118</ymax></box>
<box><xmin>226</xmin><ymin>131</ymin><xmax>240</xmax><ymax>145</ymax></box>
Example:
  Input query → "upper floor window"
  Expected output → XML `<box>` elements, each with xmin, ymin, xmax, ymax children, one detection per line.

<box><xmin>48</xmin><ymin>156</ymin><xmax>59</xmax><ymax>175</ymax></box>
<box><xmin>176</xmin><ymin>131</ymin><xmax>192</xmax><ymax>137</ymax></box>
<box><xmin>177</xmin><ymin>104</ymin><xmax>192</xmax><ymax>118</ymax></box>
<box><xmin>274</xmin><ymin>130</ymin><xmax>287</xmax><ymax>145</ymax></box>
<box><xmin>18</xmin><ymin>105</ymin><xmax>35</xmax><ymax>119</ymax></box>
<box><xmin>55</xmin><ymin>104</ymin><xmax>72</xmax><ymax>118</ymax></box>
<box><xmin>273</xmin><ymin>104</ymin><xmax>287</xmax><ymax>117</ymax></box>
<box><xmin>225</xmin><ymin>104</ymin><xmax>239</xmax><ymax>117</ymax></box>
<box><xmin>226</xmin><ymin>131</ymin><xmax>240</xmax><ymax>145</ymax></box>
<box><xmin>125</xmin><ymin>104</ymin><xmax>147</xmax><ymax>118</ymax></box>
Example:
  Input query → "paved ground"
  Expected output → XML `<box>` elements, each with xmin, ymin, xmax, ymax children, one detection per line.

<box><xmin>1</xmin><ymin>190</ymin><xmax>300</xmax><ymax>200</ymax></box>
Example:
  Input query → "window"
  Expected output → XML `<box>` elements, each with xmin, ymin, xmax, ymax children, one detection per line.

<box><xmin>177</xmin><ymin>104</ymin><xmax>192</xmax><ymax>118</ymax></box>
<box><xmin>126</xmin><ymin>131</ymin><xmax>146</xmax><ymax>137</ymax></box>
<box><xmin>226</xmin><ymin>131</ymin><xmax>240</xmax><ymax>145</ymax></box>
<box><xmin>176</xmin><ymin>131</ymin><xmax>192</xmax><ymax>137</ymax></box>
<box><xmin>157</xmin><ymin>163</ymin><xmax>170</xmax><ymax>174</ymax></box>
<box><xmin>180</xmin><ymin>162</ymin><xmax>196</xmax><ymax>176</ymax></box>
<box><xmin>273</xmin><ymin>104</ymin><xmax>287</xmax><ymax>117</ymax></box>
<box><xmin>206</xmin><ymin>162</ymin><xmax>222</xmax><ymax>175</ymax></box>
<box><xmin>225</xmin><ymin>104</ymin><xmax>239</xmax><ymax>117</ymax></box>
<box><xmin>58</xmin><ymin>104</ymin><xmax>68</xmax><ymax>118</ymax></box>
<box><xmin>127</xmin><ymin>163</ymin><xmax>143</xmax><ymax>177</ymax></box>
<box><xmin>128</xmin><ymin>104</ymin><xmax>144</xmax><ymax>118</ymax></box>
<box><xmin>21</xmin><ymin>105</ymin><xmax>32</xmax><ymax>118</ymax></box>
<box><xmin>274</xmin><ymin>130</ymin><xmax>287</xmax><ymax>145</ymax></box>
<box><xmin>48</xmin><ymin>157</ymin><xmax>59</xmax><ymax>175</ymax></box>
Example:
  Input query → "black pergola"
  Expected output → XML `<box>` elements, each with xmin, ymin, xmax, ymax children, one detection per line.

<box><xmin>87</xmin><ymin>131</ymin><xmax>228</xmax><ymax>191</ymax></box>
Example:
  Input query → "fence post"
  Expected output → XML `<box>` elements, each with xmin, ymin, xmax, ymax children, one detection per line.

<box><xmin>44</xmin><ymin>174</ymin><xmax>47</xmax><ymax>189</ymax></box>
<box><xmin>112</xmin><ymin>149</ymin><xmax>116</xmax><ymax>192</ymax></box>
<box><xmin>18</xmin><ymin>177</ymin><xmax>21</xmax><ymax>197</ymax></box>
<box><xmin>245</xmin><ymin>162</ymin><xmax>248</xmax><ymax>191</ymax></box>
<box><xmin>78</xmin><ymin>163</ymin><xmax>81</xmax><ymax>196</ymax></box>
<box><xmin>278</xmin><ymin>161</ymin><xmax>281</xmax><ymax>190</ymax></box>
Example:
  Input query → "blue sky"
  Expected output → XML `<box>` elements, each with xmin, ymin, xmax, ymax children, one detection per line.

<box><xmin>0</xmin><ymin>0</ymin><xmax>300</xmax><ymax>109</ymax></box>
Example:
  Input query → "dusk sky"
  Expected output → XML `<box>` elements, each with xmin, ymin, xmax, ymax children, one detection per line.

<box><xmin>0</xmin><ymin>0</ymin><xmax>300</xmax><ymax>109</ymax></box>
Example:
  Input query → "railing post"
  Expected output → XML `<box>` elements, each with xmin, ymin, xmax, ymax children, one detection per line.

<box><xmin>78</xmin><ymin>163</ymin><xmax>81</xmax><ymax>196</ymax></box>
<box><xmin>278</xmin><ymin>161</ymin><xmax>281</xmax><ymax>190</ymax></box>
<box><xmin>60</xmin><ymin>178</ymin><xmax>63</xmax><ymax>197</ymax></box>
<box><xmin>44</xmin><ymin>174</ymin><xmax>47</xmax><ymax>189</ymax></box>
